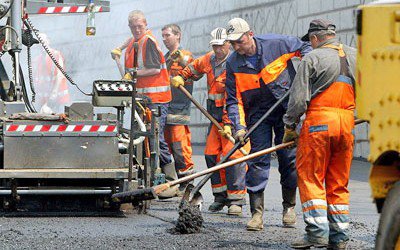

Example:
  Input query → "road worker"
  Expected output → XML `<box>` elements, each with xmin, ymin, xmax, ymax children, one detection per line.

<box><xmin>283</xmin><ymin>19</ymin><xmax>356</xmax><ymax>250</ymax></box>
<box><xmin>162</xmin><ymin>24</ymin><xmax>195</xmax><ymax>194</ymax></box>
<box><xmin>119</xmin><ymin>10</ymin><xmax>175</xmax><ymax>198</ymax></box>
<box><xmin>224</xmin><ymin>18</ymin><xmax>312</xmax><ymax>230</ymax></box>
<box><xmin>171</xmin><ymin>28</ymin><xmax>250</xmax><ymax>216</ymax></box>
<box><xmin>33</xmin><ymin>33</ymin><xmax>70</xmax><ymax>114</ymax></box>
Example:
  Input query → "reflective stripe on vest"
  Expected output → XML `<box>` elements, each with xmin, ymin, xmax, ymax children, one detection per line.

<box><xmin>234</xmin><ymin>51</ymin><xmax>298</xmax><ymax>93</ymax></box>
<box><xmin>137</xmin><ymin>85</ymin><xmax>171</xmax><ymax>94</ymax></box>
<box><xmin>188</xmin><ymin>63</ymin><xmax>201</xmax><ymax>77</ymax></box>
<box><xmin>208</xmin><ymin>93</ymin><xmax>224</xmax><ymax>101</ymax></box>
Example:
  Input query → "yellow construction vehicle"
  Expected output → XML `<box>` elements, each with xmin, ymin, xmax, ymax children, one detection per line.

<box><xmin>356</xmin><ymin>1</ymin><xmax>400</xmax><ymax>249</ymax></box>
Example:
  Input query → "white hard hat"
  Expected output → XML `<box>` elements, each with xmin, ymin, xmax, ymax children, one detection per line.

<box><xmin>209</xmin><ymin>27</ymin><xmax>227</xmax><ymax>46</ymax></box>
<box><xmin>226</xmin><ymin>18</ymin><xmax>250</xmax><ymax>41</ymax></box>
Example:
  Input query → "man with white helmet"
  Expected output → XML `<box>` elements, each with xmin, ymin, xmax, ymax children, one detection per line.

<box><xmin>171</xmin><ymin>28</ymin><xmax>250</xmax><ymax>216</ymax></box>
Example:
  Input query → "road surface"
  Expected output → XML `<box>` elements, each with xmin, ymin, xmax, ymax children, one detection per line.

<box><xmin>0</xmin><ymin>146</ymin><xmax>379</xmax><ymax>249</ymax></box>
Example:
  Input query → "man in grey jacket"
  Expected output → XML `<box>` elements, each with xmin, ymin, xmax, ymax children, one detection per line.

<box><xmin>283</xmin><ymin>19</ymin><xmax>356</xmax><ymax>250</ymax></box>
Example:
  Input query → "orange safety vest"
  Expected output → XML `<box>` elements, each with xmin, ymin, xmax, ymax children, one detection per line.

<box><xmin>34</xmin><ymin>50</ymin><xmax>70</xmax><ymax>105</ymax></box>
<box><xmin>125</xmin><ymin>30</ymin><xmax>171</xmax><ymax>103</ymax></box>
<box><xmin>182</xmin><ymin>51</ymin><xmax>226</xmax><ymax>108</ymax></box>
<box><xmin>308</xmin><ymin>44</ymin><xmax>355</xmax><ymax>111</ymax></box>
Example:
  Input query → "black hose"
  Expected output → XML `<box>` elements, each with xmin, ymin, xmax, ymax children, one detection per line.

<box><xmin>24</xmin><ymin>18</ymin><xmax>92</xmax><ymax>97</ymax></box>
<box><xmin>19</xmin><ymin>64</ymin><xmax>37</xmax><ymax>113</ymax></box>
<box><xmin>23</xmin><ymin>20</ymin><xmax>36</xmax><ymax>103</ymax></box>
<box><xmin>0</xmin><ymin>0</ymin><xmax>13</xmax><ymax>20</ymax></box>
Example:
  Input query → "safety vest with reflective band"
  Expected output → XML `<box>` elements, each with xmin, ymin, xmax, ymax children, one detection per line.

<box><xmin>226</xmin><ymin>34</ymin><xmax>312</xmax><ymax>131</ymax></box>
<box><xmin>165</xmin><ymin>49</ymin><xmax>194</xmax><ymax>125</ymax></box>
<box><xmin>180</xmin><ymin>51</ymin><xmax>228</xmax><ymax>123</ymax></box>
<box><xmin>125</xmin><ymin>30</ymin><xmax>171</xmax><ymax>103</ymax></box>
<box><xmin>34</xmin><ymin>51</ymin><xmax>70</xmax><ymax>105</ymax></box>
<box><xmin>308</xmin><ymin>44</ymin><xmax>355</xmax><ymax>111</ymax></box>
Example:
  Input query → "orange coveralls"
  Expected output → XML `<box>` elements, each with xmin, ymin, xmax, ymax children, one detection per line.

<box><xmin>180</xmin><ymin>51</ymin><xmax>250</xmax><ymax>204</ymax></box>
<box><xmin>294</xmin><ymin>44</ymin><xmax>355</xmax><ymax>244</ymax></box>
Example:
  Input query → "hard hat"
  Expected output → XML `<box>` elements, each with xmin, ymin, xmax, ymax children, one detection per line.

<box><xmin>209</xmin><ymin>27</ymin><xmax>227</xmax><ymax>46</ymax></box>
<box><xmin>226</xmin><ymin>18</ymin><xmax>250</xmax><ymax>41</ymax></box>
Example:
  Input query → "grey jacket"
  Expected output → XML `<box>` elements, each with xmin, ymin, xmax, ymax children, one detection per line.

<box><xmin>283</xmin><ymin>38</ymin><xmax>356</xmax><ymax>128</ymax></box>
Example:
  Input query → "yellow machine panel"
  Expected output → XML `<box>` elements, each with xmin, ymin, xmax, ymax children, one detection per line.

<box><xmin>356</xmin><ymin>3</ymin><xmax>400</xmax><ymax>163</ymax></box>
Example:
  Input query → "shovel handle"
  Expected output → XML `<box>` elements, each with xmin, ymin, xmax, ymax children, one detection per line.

<box><xmin>114</xmin><ymin>57</ymin><xmax>125</xmax><ymax>78</ymax></box>
<box><xmin>168</xmin><ymin>141</ymin><xmax>294</xmax><ymax>187</ymax></box>
<box><xmin>178</xmin><ymin>85</ymin><xmax>248</xmax><ymax>156</ymax></box>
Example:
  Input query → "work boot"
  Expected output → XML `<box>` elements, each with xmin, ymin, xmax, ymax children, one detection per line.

<box><xmin>282</xmin><ymin>187</ymin><xmax>297</xmax><ymax>227</ymax></box>
<box><xmin>246</xmin><ymin>192</ymin><xmax>264</xmax><ymax>231</ymax></box>
<box><xmin>291</xmin><ymin>236</ymin><xmax>328</xmax><ymax>249</ymax></box>
<box><xmin>158</xmin><ymin>162</ymin><xmax>179</xmax><ymax>199</ymax></box>
<box><xmin>227</xmin><ymin>205</ymin><xmax>242</xmax><ymax>216</ymax></box>
<box><xmin>327</xmin><ymin>241</ymin><xmax>348</xmax><ymax>250</ymax></box>
<box><xmin>208</xmin><ymin>193</ymin><xmax>226</xmax><ymax>212</ymax></box>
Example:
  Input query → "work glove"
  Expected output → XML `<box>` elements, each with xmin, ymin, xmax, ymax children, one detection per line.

<box><xmin>218</xmin><ymin>124</ymin><xmax>232</xmax><ymax>139</ymax></box>
<box><xmin>111</xmin><ymin>47</ymin><xmax>122</xmax><ymax>60</ymax></box>
<box><xmin>171</xmin><ymin>76</ymin><xmax>185</xmax><ymax>88</ymax></box>
<box><xmin>234</xmin><ymin>129</ymin><xmax>248</xmax><ymax>145</ymax></box>
<box><xmin>123</xmin><ymin>72</ymin><xmax>133</xmax><ymax>81</ymax></box>
<box><xmin>283</xmin><ymin>126</ymin><xmax>299</xmax><ymax>147</ymax></box>
<box><xmin>170</xmin><ymin>50</ymin><xmax>186</xmax><ymax>66</ymax></box>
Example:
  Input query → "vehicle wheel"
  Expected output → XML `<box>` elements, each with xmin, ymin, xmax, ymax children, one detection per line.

<box><xmin>375</xmin><ymin>181</ymin><xmax>400</xmax><ymax>250</ymax></box>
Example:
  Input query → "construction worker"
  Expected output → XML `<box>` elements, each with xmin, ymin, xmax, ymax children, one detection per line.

<box><xmin>33</xmin><ymin>33</ymin><xmax>70</xmax><ymax>114</ymax></box>
<box><xmin>118</xmin><ymin>10</ymin><xmax>175</xmax><ymax>198</ymax></box>
<box><xmin>224</xmin><ymin>18</ymin><xmax>312</xmax><ymax>230</ymax></box>
<box><xmin>171</xmin><ymin>28</ymin><xmax>250</xmax><ymax>216</ymax></box>
<box><xmin>161</xmin><ymin>24</ymin><xmax>195</xmax><ymax>192</ymax></box>
<box><xmin>283</xmin><ymin>20</ymin><xmax>356</xmax><ymax>250</ymax></box>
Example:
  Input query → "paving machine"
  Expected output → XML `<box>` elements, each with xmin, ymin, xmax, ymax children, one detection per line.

<box><xmin>0</xmin><ymin>0</ymin><xmax>157</xmax><ymax>215</ymax></box>
<box><xmin>356</xmin><ymin>1</ymin><xmax>400</xmax><ymax>249</ymax></box>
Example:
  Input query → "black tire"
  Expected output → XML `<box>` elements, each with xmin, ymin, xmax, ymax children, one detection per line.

<box><xmin>375</xmin><ymin>181</ymin><xmax>400</xmax><ymax>250</ymax></box>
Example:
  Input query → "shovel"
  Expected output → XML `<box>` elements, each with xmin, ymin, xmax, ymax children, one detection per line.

<box><xmin>111</xmin><ymin>142</ymin><xmax>293</xmax><ymax>204</ymax></box>
<box><xmin>114</xmin><ymin>57</ymin><xmax>125</xmax><ymax>78</ymax></box>
<box><xmin>184</xmin><ymin>90</ymin><xmax>291</xmax><ymax>204</ymax></box>
<box><xmin>185</xmin><ymin>94</ymin><xmax>368</xmax><ymax>204</ymax></box>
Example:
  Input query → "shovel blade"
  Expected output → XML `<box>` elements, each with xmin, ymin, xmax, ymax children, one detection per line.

<box><xmin>179</xmin><ymin>184</ymin><xmax>203</xmax><ymax>210</ymax></box>
<box><xmin>189</xmin><ymin>191</ymin><xmax>203</xmax><ymax>210</ymax></box>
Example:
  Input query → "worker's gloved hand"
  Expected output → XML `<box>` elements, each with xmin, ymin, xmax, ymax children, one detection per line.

<box><xmin>234</xmin><ymin>129</ymin><xmax>248</xmax><ymax>145</ymax></box>
<box><xmin>283</xmin><ymin>126</ymin><xmax>299</xmax><ymax>147</ymax></box>
<box><xmin>111</xmin><ymin>47</ymin><xmax>122</xmax><ymax>60</ymax></box>
<box><xmin>218</xmin><ymin>124</ymin><xmax>232</xmax><ymax>139</ymax></box>
<box><xmin>171</xmin><ymin>50</ymin><xmax>184</xmax><ymax>64</ymax></box>
<box><xmin>123</xmin><ymin>72</ymin><xmax>133</xmax><ymax>81</ymax></box>
<box><xmin>171</xmin><ymin>76</ymin><xmax>185</xmax><ymax>88</ymax></box>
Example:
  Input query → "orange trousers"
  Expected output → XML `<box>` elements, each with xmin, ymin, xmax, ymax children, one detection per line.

<box><xmin>164</xmin><ymin>124</ymin><xmax>194</xmax><ymax>176</ymax></box>
<box><xmin>204</xmin><ymin>123</ymin><xmax>250</xmax><ymax>202</ymax></box>
<box><xmin>297</xmin><ymin>76</ymin><xmax>355</xmax><ymax>244</ymax></box>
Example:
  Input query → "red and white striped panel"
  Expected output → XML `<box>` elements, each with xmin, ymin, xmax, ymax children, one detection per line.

<box><xmin>37</xmin><ymin>6</ymin><xmax>103</xmax><ymax>14</ymax></box>
<box><xmin>6</xmin><ymin>124</ymin><xmax>117</xmax><ymax>133</ymax></box>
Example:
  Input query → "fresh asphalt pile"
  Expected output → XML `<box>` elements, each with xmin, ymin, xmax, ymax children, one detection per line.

<box><xmin>173</xmin><ymin>200</ymin><xmax>203</xmax><ymax>234</ymax></box>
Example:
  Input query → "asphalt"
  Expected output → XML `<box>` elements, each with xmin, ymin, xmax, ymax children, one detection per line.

<box><xmin>0</xmin><ymin>146</ymin><xmax>379</xmax><ymax>249</ymax></box>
